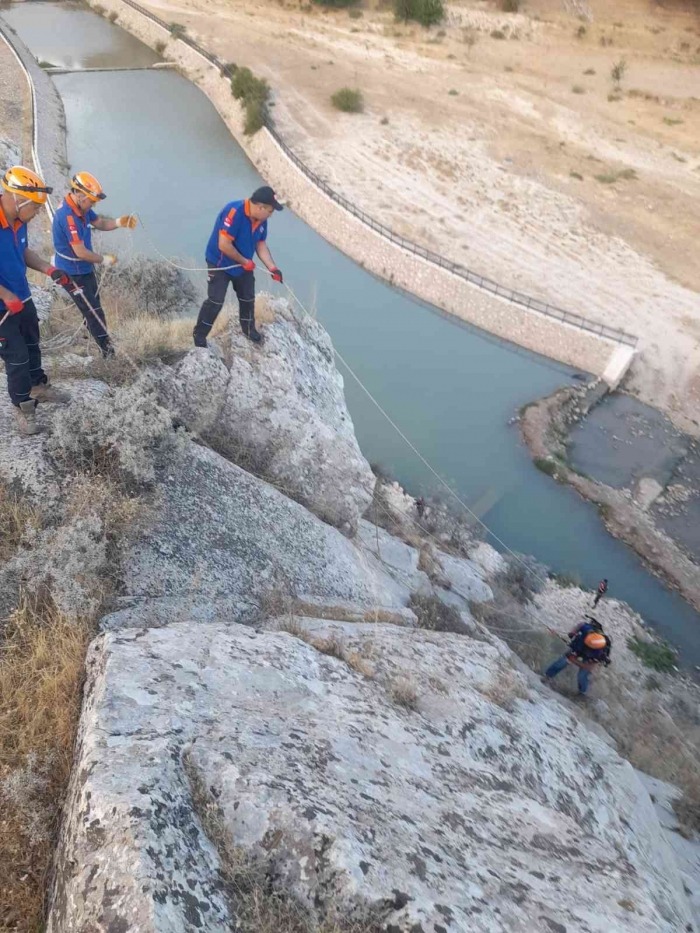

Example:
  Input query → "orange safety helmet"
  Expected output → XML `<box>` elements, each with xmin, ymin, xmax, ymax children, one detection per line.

<box><xmin>71</xmin><ymin>171</ymin><xmax>106</xmax><ymax>202</ymax></box>
<box><xmin>584</xmin><ymin>632</ymin><xmax>607</xmax><ymax>650</ymax></box>
<box><xmin>2</xmin><ymin>165</ymin><xmax>53</xmax><ymax>204</ymax></box>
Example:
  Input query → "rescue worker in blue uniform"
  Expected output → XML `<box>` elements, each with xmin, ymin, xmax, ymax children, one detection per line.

<box><xmin>0</xmin><ymin>166</ymin><xmax>74</xmax><ymax>436</ymax></box>
<box><xmin>52</xmin><ymin>171</ymin><xmax>138</xmax><ymax>357</ymax></box>
<box><xmin>193</xmin><ymin>186</ymin><xmax>284</xmax><ymax>347</ymax></box>
<box><xmin>543</xmin><ymin>617</ymin><xmax>612</xmax><ymax>696</ymax></box>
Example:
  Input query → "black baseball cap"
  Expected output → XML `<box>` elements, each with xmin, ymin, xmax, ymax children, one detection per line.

<box><xmin>250</xmin><ymin>185</ymin><xmax>284</xmax><ymax>211</ymax></box>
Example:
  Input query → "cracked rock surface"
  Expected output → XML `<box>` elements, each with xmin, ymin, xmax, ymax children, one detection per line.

<box><xmin>47</xmin><ymin>620</ymin><xmax>692</xmax><ymax>933</ymax></box>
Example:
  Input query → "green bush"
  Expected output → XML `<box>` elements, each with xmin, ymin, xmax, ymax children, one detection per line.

<box><xmin>168</xmin><ymin>21</ymin><xmax>187</xmax><ymax>37</ymax></box>
<box><xmin>313</xmin><ymin>0</ymin><xmax>358</xmax><ymax>7</ymax></box>
<box><xmin>154</xmin><ymin>40</ymin><xmax>167</xmax><ymax>55</ymax></box>
<box><xmin>491</xmin><ymin>28</ymin><xmax>506</xmax><ymax>39</ymax></box>
<box><xmin>393</xmin><ymin>0</ymin><xmax>444</xmax><ymax>27</ymax></box>
<box><xmin>501</xmin><ymin>0</ymin><xmax>519</xmax><ymax>10</ymax></box>
<box><xmin>627</xmin><ymin>636</ymin><xmax>677</xmax><ymax>673</ymax></box>
<box><xmin>107</xmin><ymin>10</ymin><xmax>118</xmax><ymax>22</ymax></box>
<box><xmin>349</xmin><ymin>7</ymin><xmax>363</xmax><ymax>16</ymax></box>
<box><xmin>231</xmin><ymin>67</ymin><xmax>270</xmax><ymax>134</ymax></box>
<box><xmin>331</xmin><ymin>87</ymin><xmax>364</xmax><ymax>112</ymax></box>
<box><xmin>534</xmin><ymin>457</ymin><xmax>557</xmax><ymax>477</ymax></box>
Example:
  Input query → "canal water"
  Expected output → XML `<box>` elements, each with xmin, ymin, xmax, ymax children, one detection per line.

<box><xmin>4</xmin><ymin>0</ymin><xmax>699</xmax><ymax>663</ymax></box>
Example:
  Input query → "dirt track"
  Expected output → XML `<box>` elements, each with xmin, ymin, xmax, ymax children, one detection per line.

<box><xmin>140</xmin><ymin>0</ymin><xmax>700</xmax><ymax>430</ymax></box>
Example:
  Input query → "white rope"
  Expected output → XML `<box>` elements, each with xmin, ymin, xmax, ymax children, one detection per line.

<box><xmin>279</xmin><ymin>277</ymin><xmax>554</xmax><ymax>591</ymax></box>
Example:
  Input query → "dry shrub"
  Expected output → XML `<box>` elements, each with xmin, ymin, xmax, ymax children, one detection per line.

<box><xmin>391</xmin><ymin>675</ymin><xmax>419</xmax><ymax>710</ymax></box>
<box><xmin>475</xmin><ymin>661</ymin><xmax>528</xmax><ymax>711</ymax></box>
<box><xmin>65</xmin><ymin>474</ymin><xmax>145</xmax><ymax>544</ymax></box>
<box><xmin>0</xmin><ymin>590</ymin><xmax>92</xmax><ymax>930</ymax></box>
<box><xmin>275</xmin><ymin>617</ymin><xmax>376</xmax><ymax>679</ymax></box>
<box><xmin>311</xmin><ymin>632</ymin><xmax>347</xmax><ymax>660</ymax></box>
<box><xmin>0</xmin><ymin>484</ymin><xmax>41</xmax><ymax>561</ymax></box>
<box><xmin>428</xmin><ymin>675</ymin><xmax>449</xmax><ymax>695</ymax></box>
<box><xmin>408</xmin><ymin>593</ymin><xmax>465</xmax><ymax>633</ymax></box>
<box><xmin>184</xmin><ymin>751</ymin><xmax>383</xmax><ymax>933</ymax></box>
<box><xmin>343</xmin><ymin>650</ymin><xmax>375</xmax><ymax>678</ymax></box>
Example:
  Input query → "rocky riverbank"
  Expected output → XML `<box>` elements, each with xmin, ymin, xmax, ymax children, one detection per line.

<box><xmin>1</xmin><ymin>288</ymin><xmax>699</xmax><ymax>931</ymax></box>
<box><xmin>519</xmin><ymin>382</ymin><xmax>700</xmax><ymax>617</ymax></box>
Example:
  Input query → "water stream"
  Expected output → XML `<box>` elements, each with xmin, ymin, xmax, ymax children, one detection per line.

<box><xmin>4</xmin><ymin>0</ymin><xmax>699</xmax><ymax>664</ymax></box>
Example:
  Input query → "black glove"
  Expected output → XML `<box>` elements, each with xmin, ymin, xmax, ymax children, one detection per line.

<box><xmin>270</xmin><ymin>267</ymin><xmax>283</xmax><ymax>284</ymax></box>
<box><xmin>47</xmin><ymin>266</ymin><xmax>72</xmax><ymax>289</ymax></box>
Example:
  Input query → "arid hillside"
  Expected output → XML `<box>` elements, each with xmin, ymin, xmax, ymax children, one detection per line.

<box><xmin>127</xmin><ymin>0</ymin><xmax>699</xmax><ymax>428</ymax></box>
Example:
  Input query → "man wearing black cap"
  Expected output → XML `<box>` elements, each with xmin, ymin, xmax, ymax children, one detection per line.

<box><xmin>193</xmin><ymin>186</ymin><xmax>284</xmax><ymax>347</ymax></box>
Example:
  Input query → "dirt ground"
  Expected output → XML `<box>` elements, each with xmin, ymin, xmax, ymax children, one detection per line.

<box><xmin>141</xmin><ymin>0</ymin><xmax>698</xmax><ymax>428</ymax></box>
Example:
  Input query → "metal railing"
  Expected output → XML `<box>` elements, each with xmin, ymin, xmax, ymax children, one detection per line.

<box><xmin>118</xmin><ymin>0</ymin><xmax>638</xmax><ymax>348</ymax></box>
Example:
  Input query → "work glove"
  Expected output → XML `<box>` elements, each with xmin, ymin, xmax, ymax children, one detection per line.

<box><xmin>4</xmin><ymin>297</ymin><xmax>24</xmax><ymax>314</ymax></box>
<box><xmin>101</xmin><ymin>254</ymin><xmax>118</xmax><ymax>268</ymax></box>
<box><xmin>116</xmin><ymin>214</ymin><xmax>138</xmax><ymax>229</ymax></box>
<box><xmin>242</xmin><ymin>259</ymin><xmax>256</xmax><ymax>272</ymax></box>
<box><xmin>270</xmin><ymin>267</ymin><xmax>283</xmax><ymax>284</ymax></box>
<box><xmin>47</xmin><ymin>266</ymin><xmax>71</xmax><ymax>288</ymax></box>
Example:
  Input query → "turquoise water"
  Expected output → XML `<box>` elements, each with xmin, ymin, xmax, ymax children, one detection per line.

<box><xmin>5</xmin><ymin>1</ymin><xmax>699</xmax><ymax>663</ymax></box>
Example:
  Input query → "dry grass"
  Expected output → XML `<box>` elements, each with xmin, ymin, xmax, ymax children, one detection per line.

<box><xmin>0</xmin><ymin>590</ymin><xmax>92</xmax><ymax>930</ymax></box>
<box><xmin>275</xmin><ymin>616</ymin><xmax>377</xmax><ymax>680</ymax></box>
<box><xmin>474</xmin><ymin>661</ymin><xmax>529</xmax><ymax>711</ymax></box>
<box><xmin>391</xmin><ymin>675</ymin><xmax>419</xmax><ymax>711</ymax></box>
<box><xmin>408</xmin><ymin>593</ymin><xmax>465</xmax><ymax>633</ymax></box>
<box><xmin>184</xmin><ymin>750</ymin><xmax>382</xmax><ymax>933</ymax></box>
<box><xmin>43</xmin><ymin>268</ymin><xmax>279</xmax><ymax>386</ymax></box>
<box><xmin>0</xmin><ymin>484</ymin><xmax>41</xmax><ymax>562</ymax></box>
<box><xmin>0</xmin><ymin>468</ymin><xmax>146</xmax><ymax>929</ymax></box>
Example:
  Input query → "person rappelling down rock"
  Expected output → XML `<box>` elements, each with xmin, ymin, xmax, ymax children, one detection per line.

<box><xmin>52</xmin><ymin>171</ymin><xmax>138</xmax><ymax>358</ymax></box>
<box><xmin>193</xmin><ymin>186</ymin><xmax>284</xmax><ymax>348</ymax></box>
<box><xmin>543</xmin><ymin>616</ymin><xmax>612</xmax><ymax>697</ymax></box>
<box><xmin>0</xmin><ymin>166</ymin><xmax>74</xmax><ymax>436</ymax></box>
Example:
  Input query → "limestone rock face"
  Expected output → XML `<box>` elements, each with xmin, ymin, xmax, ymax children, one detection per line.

<box><xmin>218</xmin><ymin>298</ymin><xmax>375</xmax><ymax>534</ymax></box>
<box><xmin>118</xmin><ymin>441</ymin><xmax>411</xmax><ymax>621</ymax></box>
<box><xmin>147</xmin><ymin>298</ymin><xmax>374</xmax><ymax>534</ymax></box>
<box><xmin>47</xmin><ymin>619</ymin><xmax>693</xmax><ymax>933</ymax></box>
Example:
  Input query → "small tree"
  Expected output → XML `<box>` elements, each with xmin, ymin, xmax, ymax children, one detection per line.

<box><xmin>393</xmin><ymin>0</ymin><xmax>414</xmax><ymax>24</ymax></box>
<box><xmin>415</xmin><ymin>0</ymin><xmax>444</xmax><ymax>26</ymax></box>
<box><xmin>331</xmin><ymin>87</ymin><xmax>364</xmax><ymax>112</ymax></box>
<box><xmin>610</xmin><ymin>57</ymin><xmax>627</xmax><ymax>87</ymax></box>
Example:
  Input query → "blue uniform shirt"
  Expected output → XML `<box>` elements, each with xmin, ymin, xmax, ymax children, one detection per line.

<box><xmin>0</xmin><ymin>203</ymin><xmax>30</xmax><ymax>309</ymax></box>
<box><xmin>53</xmin><ymin>194</ymin><xmax>98</xmax><ymax>275</ymax></box>
<box><xmin>205</xmin><ymin>199</ymin><xmax>267</xmax><ymax>278</ymax></box>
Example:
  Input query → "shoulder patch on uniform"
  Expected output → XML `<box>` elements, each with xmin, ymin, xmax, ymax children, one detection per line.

<box><xmin>223</xmin><ymin>207</ymin><xmax>237</xmax><ymax>228</ymax></box>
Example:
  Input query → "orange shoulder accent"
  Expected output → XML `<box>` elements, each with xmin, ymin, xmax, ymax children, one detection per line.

<box><xmin>0</xmin><ymin>204</ymin><xmax>8</xmax><ymax>230</ymax></box>
<box><xmin>219</xmin><ymin>229</ymin><xmax>234</xmax><ymax>242</ymax></box>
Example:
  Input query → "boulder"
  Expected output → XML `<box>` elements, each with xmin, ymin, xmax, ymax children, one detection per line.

<box><xmin>218</xmin><ymin>298</ymin><xmax>375</xmax><ymax>534</ymax></box>
<box><xmin>118</xmin><ymin>440</ymin><xmax>411</xmax><ymax>621</ymax></box>
<box><xmin>146</xmin><ymin>299</ymin><xmax>375</xmax><ymax>534</ymax></box>
<box><xmin>437</xmin><ymin>551</ymin><xmax>493</xmax><ymax>602</ymax></box>
<box><xmin>47</xmin><ymin>619</ymin><xmax>693</xmax><ymax>933</ymax></box>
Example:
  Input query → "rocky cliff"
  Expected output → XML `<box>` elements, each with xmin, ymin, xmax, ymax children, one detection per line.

<box><xmin>0</xmin><ymin>298</ymin><xmax>697</xmax><ymax>933</ymax></box>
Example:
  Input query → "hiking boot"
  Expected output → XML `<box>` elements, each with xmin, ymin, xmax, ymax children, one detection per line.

<box><xmin>243</xmin><ymin>324</ymin><xmax>263</xmax><ymax>344</ymax></box>
<box><xmin>101</xmin><ymin>340</ymin><xmax>115</xmax><ymax>360</ymax></box>
<box><xmin>30</xmin><ymin>382</ymin><xmax>70</xmax><ymax>404</ymax></box>
<box><xmin>193</xmin><ymin>333</ymin><xmax>208</xmax><ymax>348</ymax></box>
<box><xmin>14</xmin><ymin>400</ymin><xmax>41</xmax><ymax>436</ymax></box>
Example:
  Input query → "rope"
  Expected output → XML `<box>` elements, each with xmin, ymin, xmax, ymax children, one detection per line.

<box><xmin>368</xmin><ymin>485</ymin><xmax>568</xmax><ymax>642</ymax></box>
<box><xmin>278</xmin><ymin>277</ymin><xmax>554</xmax><ymax>592</ymax></box>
